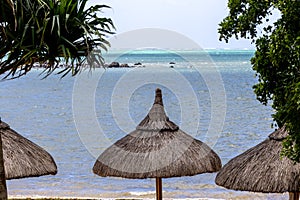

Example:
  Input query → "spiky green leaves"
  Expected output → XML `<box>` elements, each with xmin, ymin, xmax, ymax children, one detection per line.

<box><xmin>0</xmin><ymin>0</ymin><xmax>115</xmax><ymax>79</ymax></box>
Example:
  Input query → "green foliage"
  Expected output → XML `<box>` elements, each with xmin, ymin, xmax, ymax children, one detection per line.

<box><xmin>0</xmin><ymin>0</ymin><xmax>114</xmax><ymax>79</ymax></box>
<box><xmin>219</xmin><ymin>0</ymin><xmax>300</xmax><ymax>162</ymax></box>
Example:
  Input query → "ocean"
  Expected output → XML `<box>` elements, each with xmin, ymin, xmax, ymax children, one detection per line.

<box><xmin>0</xmin><ymin>50</ymin><xmax>288</xmax><ymax>199</ymax></box>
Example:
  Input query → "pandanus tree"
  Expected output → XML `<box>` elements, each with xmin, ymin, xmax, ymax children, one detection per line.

<box><xmin>0</xmin><ymin>0</ymin><xmax>114</xmax><ymax>79</ymax></box>
<box><xmin>219</xmin><ymin>0</ymin><xmax>300</xmax><ymax>162</ymax></box>
<box><xmin>0</xmin><ymin>0</ymin><xmax>114</xmax><ymax>198</ymax></box>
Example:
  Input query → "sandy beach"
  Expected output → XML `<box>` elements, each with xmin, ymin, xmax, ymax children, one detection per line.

<box><xmin>9</xmin><ymin>191</ymin><xmax>289</xmax><ymax>200</ymax></box>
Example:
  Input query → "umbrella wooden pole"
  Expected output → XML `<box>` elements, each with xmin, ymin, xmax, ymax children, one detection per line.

<box><xmin>156</xmin><ymin>177</ymin><xmax>162</xmax><ymax>200</ymax></box>
<box><xmin>0</xmin><ymin>132</ymin><xmax>7</xmax><ymax>200</ymax></box>
<box><xmin>289</xmin><ymin>192</ymin><xmax>299</xmax><ymax>200</ymax></box>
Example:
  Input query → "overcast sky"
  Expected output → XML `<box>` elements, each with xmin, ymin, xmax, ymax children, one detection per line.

<box><xmin>87</xmin><ymin>0</ymin><xmax>258</xmax><ymax>49</ymax></box>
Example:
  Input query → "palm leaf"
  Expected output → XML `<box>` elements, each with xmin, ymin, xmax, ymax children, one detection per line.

<box><xmin>0</xmin><ymin>0</ymin><xmax>115</xmax><ymax>79</ymax></box>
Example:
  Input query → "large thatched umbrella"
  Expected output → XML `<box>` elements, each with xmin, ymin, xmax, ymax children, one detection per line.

<box><xmin>0</xmin><ymin>119</ymin><xmax>57</xmax><ymax>199</ymax></box>
<box><xmin>93</xmin><ymin>88</ymin><xmax>221</xmax><ymax>200</ymax></box>
<box><xmin>215</xmin><ymin>126</ymin><xmax>300</xmax><ymax>200</ymax></box>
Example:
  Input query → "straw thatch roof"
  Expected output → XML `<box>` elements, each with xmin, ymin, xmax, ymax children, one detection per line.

<box><xmin>215</xmin><ymin>126</ymin><xmax>300</xmax><ymax>193</ymax></box>
<box><xmin>93</xmin><ymin>88</ymin><xmax>221</xmax><ymax>179</ymax></box>
<box><xmin>0</xmin><ymin>120</ymin><xmax>57</xmax><ymax>180</ymax></box>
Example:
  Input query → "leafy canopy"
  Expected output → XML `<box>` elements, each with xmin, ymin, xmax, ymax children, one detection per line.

<box><xmin>219</xmin><ymin>0</ymin><xmax>300</xmax><ymax>162</ymax></box>
<box><xmin>0</xmin><ymin>0</ymin><xmax>114</xmax><ymax>79</ymax></box>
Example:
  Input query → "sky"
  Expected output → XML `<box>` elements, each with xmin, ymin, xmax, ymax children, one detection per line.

<box><xmin>87</xmin><ymin>0</ymin><xmax>256</xmax><ymax>49</ymax></box>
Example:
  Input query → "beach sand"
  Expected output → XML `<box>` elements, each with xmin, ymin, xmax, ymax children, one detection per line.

<box><xmin>9</xmin><ymin>192</ymin><xmax>288</xmax><ymax>200</ymax></box>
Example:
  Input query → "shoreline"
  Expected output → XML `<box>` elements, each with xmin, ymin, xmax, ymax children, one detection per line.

<box><xmin>10</xmin><ymin>198</ymin><xmax>223</xmax><ymax>200</ymax></box>
<box><xmin>8</xmin><ymin>193</ymin><xmax>288</xmax><ymax>200</ymax></box>
<box><xmin>9</xmin><ymin>195</ymin><xmax>225</xmax><ymax>200</ymax></box>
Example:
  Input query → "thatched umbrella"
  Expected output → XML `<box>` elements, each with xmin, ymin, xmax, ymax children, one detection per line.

<box><xmin>0</xmin><ymin>119</ymin><xmax>57</xmax><ymax>199</ymax></box>
<box><xmin>93</xmin><ymin>88</ymin><xmax>221</xmax><ymax>200</ymax></box>
<box><xmin>0</xmin><ymin>120</ymin><xmax>57</xmax><ymax>179</ymax></box>
<box><xmin>215</xmin><ymin>126</ymin><xmax>300</xmax><ymax>200</ymax></box>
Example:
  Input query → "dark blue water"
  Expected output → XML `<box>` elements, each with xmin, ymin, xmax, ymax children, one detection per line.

<box><xmin>0</xmin><ymin>50</ymin><xmax>287</xmax><ymax>199</ymax></box>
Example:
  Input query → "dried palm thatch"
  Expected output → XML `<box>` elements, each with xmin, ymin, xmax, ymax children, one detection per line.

<box><xmin>93</xmin><ymin>88</ymin><xmax>221</xmax><ymax>200</ymax></box>
<box><xmin>93</xmin><ymin>88</ymin><xmax>221</xmax><ymax>178</ymax></box>
<box><xmin>215</xmin><ymin>126</ymin><xmax>300</xmax><ymax>194</ymax></box>
<box><xmin>0</xmin><ymin>120</ymin><xmax>57</xmax><ymax>179</ymax></box>
<box><xmin>93</xmin><ymin>129</ymin><xmax>221</xmax><ymax>178</ymax></box>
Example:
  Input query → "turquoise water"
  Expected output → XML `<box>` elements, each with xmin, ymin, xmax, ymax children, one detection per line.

<box><xmin>0</xmin><ymin>50</ymin><xmax>288</xmax><ymax>199</ymax></box>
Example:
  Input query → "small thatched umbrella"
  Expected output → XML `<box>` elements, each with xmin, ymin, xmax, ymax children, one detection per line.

<box><xmin>93</xmin><ymin>88</ymin><xmax>221</xmax><ymax>200</ymax></box>
<box><xmin>215</xmin><ymin>126</ymin><xmax>300</xmax><ymax>200</ymax></box>
<box><xmin>0</xmin><ymin>120</ymin><xmax>57</xmax><ymax>179</ymax></box>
